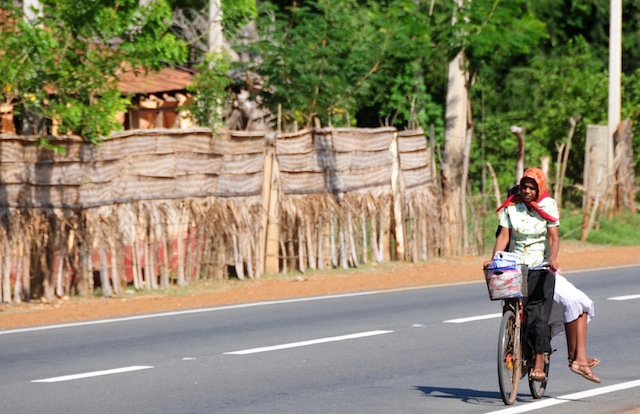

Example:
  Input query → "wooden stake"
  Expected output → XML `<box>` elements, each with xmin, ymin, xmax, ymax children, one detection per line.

<box><xmin>390</xmin><ymin>131</ymin><xmax>406</xmax><ymax>260</ymax></box>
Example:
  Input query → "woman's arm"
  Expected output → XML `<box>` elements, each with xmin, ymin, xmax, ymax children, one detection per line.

<box><xmin>485</xmin><ymin>225</ymin><xmax>510</xmax><ymax>267</ymax></box>
<box><xmin>547</xmin><ymin>225</ymin><xmax>560</xmax><ymax>271</ymax></box>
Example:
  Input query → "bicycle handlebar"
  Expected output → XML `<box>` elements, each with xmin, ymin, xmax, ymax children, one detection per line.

<box><xmin>483</xmin><ymin>262</ymin><xmax>551</xmax><ymax>270</ymax></box>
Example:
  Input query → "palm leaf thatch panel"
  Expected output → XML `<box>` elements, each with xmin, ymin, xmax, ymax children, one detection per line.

<box><xmin>401</xmin><ymin>167</ymin><xmax>435</xmax><ymax>190</ymax></box>
<box><xmin>216</xmin><ymin>172</ymin><xmax>264</xmax><ymax>197</ymax></box>
<box><xmin>278</xmin><ymin>150</ymin><xmax>392</xmax><ymax>173</ymax></box>
<box><xmin>212</xmin><ymin>130</ymin><xmax>267</xmax><ymax>155</ymax></box>
<box><xmin>0</xmin><ymin>160</ymin><xmax>122</xmax><ymax>185</ymax></box>
<box><xmin>397</xmin><ymin>129</ymin><xmax>440</xmax><ymax>261</ymax></box>
<box><xmin>277</xmin><ymin>128</ymin><xmax>394</xmax><ymax>195</ymax></box>
<box><xmin>279</xmin><ymin>166</ymin><xmax>391</xmax><ymax>195</ymax></box>
<box><xmin>275</xmin><ymin>127</ymin><xmax>399</xmax><ymax>272</ymax></box>
<box><xmin>397</xmin><ymin>130</ymin><xmax>428</xmax><ymax>152</ymax></box>
<box><xmin>328</xmin><ymin>127</ymin><xmax>396</xmax><ymax>152</ymax></box>
<box><xmin>275</xmin><ymin>128</ymin><xmax>314</xmax><ymax>155</ymax></box>
<box><xmin>398</xmin><ymin>151</ymin><xmax>430</xmax><ymax>172</ymax></box>
<box><xmin>103</xmin><ymin>128</ymin><xmax>215</xmax><ymax>158</ymax></box>
<box><xmin>18</xmin><ymin>135</ymin><xmax>86</xmax><ymax>163</ymax></box>
<box><xmin>0</xmin><ymin>129</ymin><xmax>269</xmax><ymax>302</ymax></box>
<box><xmin>215</xmin><ymin>130</ymin><xmax>266</xmax><ymax>197</ymax></box>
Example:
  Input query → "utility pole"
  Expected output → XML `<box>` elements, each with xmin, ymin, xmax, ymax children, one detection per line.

<box><xmin>209</xmin><ymin>0</ymin><xmax>224</xmax><ymax>54</ymax></box>
<box><xmin>608</xmin><ymin>0</ymin><xmax>622</xmax><ymax>167</ymax></box>
<box><xmin>23</xmin><ymin>0</ymin><xmax>42</xmax><ymax>22</ymax></box>
<box><xmin>607</xmin><ymin>0</ymin><xmax>622</xmax><ymax>213</ymax></box>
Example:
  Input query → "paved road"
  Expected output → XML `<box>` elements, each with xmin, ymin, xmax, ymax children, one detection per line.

<box><xmin>1</xmin><ymin>266</ymin><xmax>638</xmax><ymax>414</ymax></box>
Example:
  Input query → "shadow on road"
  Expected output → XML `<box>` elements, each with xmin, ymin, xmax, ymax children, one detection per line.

<box><xmin>414</xmin><ymin>385</ymin><xmax>508</xmax><ymax>406</ymax></box>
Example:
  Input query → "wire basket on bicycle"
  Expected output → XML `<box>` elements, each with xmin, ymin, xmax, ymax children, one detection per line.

<box><xmin>484</xmin><ymin>251</ymin><xmax>528</xmax><ymax>301</ymax></box>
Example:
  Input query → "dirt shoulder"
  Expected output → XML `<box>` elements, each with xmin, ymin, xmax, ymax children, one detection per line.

<box><xmin>1</xmin><ymin>242</ymin><xmax>639</xmax><ymax>331</ymax></box>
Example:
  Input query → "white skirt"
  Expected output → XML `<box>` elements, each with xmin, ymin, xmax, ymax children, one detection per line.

<box><xmin>549</xmin><ymin>274</ymin><xmax>595</xmax><ymax>337</ymax></box>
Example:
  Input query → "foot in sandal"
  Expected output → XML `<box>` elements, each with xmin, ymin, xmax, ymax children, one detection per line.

<box><xmin>569</xmin><ymin>361</ymin><xmax>601</xmax><ymax>383</ymax></box>
<box><xmin>568</xmin><ymin>357</ymin><xmax>600</xmax><ymax>368</ymax></box>
<box><xmin>530</xmin><ymin>370</ymin><xmax>547</xmax><ymax>382</ymax></box>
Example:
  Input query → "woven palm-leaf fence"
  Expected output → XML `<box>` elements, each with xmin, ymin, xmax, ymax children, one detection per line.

<box><xmin>0</xmin><ymin>126</ymin><xmax>441</xmax><ymax>303</ymax></box>
<box><xmin>0</xmin><ymin>129</ymin><xmax>266</xmax><ymax>302</ymax></box>
<box><xmin>397</xmin><ymin>130</ymin><xmax>441</xmax><ymax>261</ymax></box>
<box><xmin>271</xmin><ymin>127</ymin><xmax>440</xmax><ymax>273</ymax></box>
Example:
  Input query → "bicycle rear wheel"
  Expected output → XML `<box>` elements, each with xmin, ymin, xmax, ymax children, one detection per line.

<box><xmin>528</xmin><ymin>352</ymin><xmax>550</xmax><ymax>399</ymax></box>
<box><xmin>497</xmin><ymin>308</ymin><xmax>521</xmax><ymax>405</ymax></box>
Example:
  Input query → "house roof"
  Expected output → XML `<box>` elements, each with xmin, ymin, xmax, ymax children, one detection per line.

<box><xmin>116</xmin><ymin>67</ymin><xmax>194</xmax><ymax>95</ymax></box>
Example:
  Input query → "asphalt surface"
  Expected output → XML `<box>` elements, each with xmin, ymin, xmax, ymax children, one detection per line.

<box><xmin>1</xmin><ymin>265</ymin><xmax>638</xmax><ymax>414</ymax></box>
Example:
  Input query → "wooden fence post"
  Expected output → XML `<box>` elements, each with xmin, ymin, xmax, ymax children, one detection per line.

<box><xmin>390</xmin><ymin>131</ymin><xmax>406</xmax><ymax>261</ymax></box>
<box><xmin>262</xmin><ymin>147</ymin><xmax>280</xmax><ymax>274</ymax></box>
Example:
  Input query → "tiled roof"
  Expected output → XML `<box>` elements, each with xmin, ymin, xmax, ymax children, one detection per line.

<box><xmin>116</xmin><ymin>67</ymin><xmax>194</xmax><ymax>94</ymax></box>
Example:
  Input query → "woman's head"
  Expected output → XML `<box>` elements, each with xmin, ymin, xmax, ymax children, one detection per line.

<box><xmin>520</xmin><ymin>168</ymin><xmax>547</xmax><ymax>202</ymax></box>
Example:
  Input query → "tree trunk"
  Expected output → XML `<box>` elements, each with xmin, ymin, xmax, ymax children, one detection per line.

<box><xmin>510</xmin><ymin>126</ymin><xmax>526</xmax><ymax>183</ymax></box>
<box><xmin>2</xmin><ymin>245</ymin><xmax>10</xmax><ymax>303</ymax></box>
<box><xmin>554</xmin><ymin>116</ymin><xmax>578</xmax><ymax>207</ymax></box>
<box><xmin>99</xmin><ymin>239</ymin><xmax>112</xmax><ymax>297</ymax></box>
<box><xmin>614</xmin><ymin>119</ymin><xmax>636</xmax><ymax>214</ymax></box>
<box><xmin>486</xmin><ymin>162</ymin><xmax>501</xmax><ymax>209</ymax></box>
<box><xmin>442</xmin><ymin>52</ymin><xmax>469</xmax><ymax>256</ymax></box>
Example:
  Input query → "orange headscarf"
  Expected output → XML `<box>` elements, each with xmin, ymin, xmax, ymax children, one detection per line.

<box><xmin>496</xmin><ymin>167</ymin><xmax>559</xmax><ymax>223</ymax></box>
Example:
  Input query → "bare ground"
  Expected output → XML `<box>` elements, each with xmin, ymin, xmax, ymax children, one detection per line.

<box><xmin>1</xmin><ymin>242</ymin><xmax>639</xmax><ymax>331</ymax></box>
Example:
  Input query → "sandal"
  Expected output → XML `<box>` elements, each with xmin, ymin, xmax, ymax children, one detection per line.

<box><xmin>529</xmin><ymin>369</ymin><xmax>547</xmax><ymax>382</ymax></box>
<box><xmin>568</xmin><ymin>357</ymin><xmax>600</xmax><ymax>368</ymax></box>
<box><xmin>569</xmin><ymin>361</ymin><xmax>601</xmax><ymax>383</ymax></box>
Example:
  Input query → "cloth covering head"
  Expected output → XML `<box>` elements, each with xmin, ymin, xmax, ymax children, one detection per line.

<box><xmin>521</xmin><ymin>167</ymin><xmax>548</xmax><ymax>201</ymax></box>
<box><xmin>497</xmin><ymin>167</ymin><xmax>558</xmax><ymax>223</ymax></box>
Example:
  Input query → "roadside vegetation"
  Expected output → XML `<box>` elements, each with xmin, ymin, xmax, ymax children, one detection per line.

<box><xmin>561</xmin><ymin>211</ymin><xmax>640</xmax><ymax>245</ymax></box>
<box><xmin>485</xmin><ymin>209</ymin><xmax>640</xmax><ymax>249</ymax></box>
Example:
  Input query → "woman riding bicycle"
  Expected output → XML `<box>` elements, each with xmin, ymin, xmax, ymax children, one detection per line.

<box><xmin>487</xmin><ymin>167</ymin><xmax>558</xmax><ymax>382</ymax></box>
<box><xmin>493</xmin><ymin>183</ymin><xmax>601</xmax><ymax>383</ymax></box>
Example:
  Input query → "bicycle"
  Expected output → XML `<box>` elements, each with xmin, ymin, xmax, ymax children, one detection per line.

<box><xmin>484</xmin><ymin>259</ymin><xmax>551</xmax><ymax>405</ymax></box>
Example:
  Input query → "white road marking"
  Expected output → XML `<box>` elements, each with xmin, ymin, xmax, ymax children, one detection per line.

<box><xmin>443</xmin><ymin>313</ymin><xmax>502</xmax><ymax>324</ymax></box>
<box><xmin>2</xmin><ymin>264</ymin><xmax>635</xmax><ymax>336</ymax></box>
<box><xmin>608</xmin><ymin>294</ymin><xmax>640</xmax><ymax>301</ymax></box>
<box><xmin>32</xmin><ymin>365</ymin><xmax>154</xmax><ymax>383</ymax></box>
<box><xmin>224</xmin><ymin>330</ymin><xmax>394</xmax><ymax>355</ymax></box>
<box><xmin>485</xmin><ymin>379</ymin><xmax>640</xmax><ymax>413</ymax></box>
<box><xmin>0</xmin><ymin>291</ymin><xmax>386</xmax><ymax>336</ymax></box>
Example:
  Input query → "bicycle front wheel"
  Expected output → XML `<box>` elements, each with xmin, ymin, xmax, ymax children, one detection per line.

<box><xmin>497</xmin><ymin>309</ymin><xmax>521</xmax><ymax>405</ymax></box>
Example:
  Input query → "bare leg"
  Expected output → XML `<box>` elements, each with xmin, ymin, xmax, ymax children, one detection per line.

<box><xmin>565</xmin><ymin>315</ymin><xmax>579</xmax><ymax>363</ymax></box>
<box><xmin>534</xmin><ymin>353</ymin><xmax>545</xmax><ymax>372</ymax></box>
<box><xmin>571</xmin><ymin>313</ymin><xmax>588</xmax><ymax>365</ymax></box>
<box><xmin>565</xmin><ymin>313</ymin><xmax>599</xmax><ymax>366</ymax></box>
<box><xmin>529</xmin><ymin>353</ymin><xmax>547</xmax><ymax>381</ymax></box>
<box><xmin>567</xmin><ymin>313</ymin><xmax>600</xmax><ymax>382</ymax></box>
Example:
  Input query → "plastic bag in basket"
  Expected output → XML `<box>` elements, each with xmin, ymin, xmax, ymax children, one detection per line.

<box><xmin>491</xmin><ymin>251</ymin><xmax>523</xmax><ymax>270</ymax></box>
<box><xmin>486</xmin><ymin>268</ymin><xmax>523</xmax><ymax>300</ymax></box>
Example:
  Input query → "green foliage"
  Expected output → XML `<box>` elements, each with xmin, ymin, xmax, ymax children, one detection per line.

<box><xmin>559</xmin><ymin>211</ymin><xmax>640</xmax><ymax>246</ymax></box>
<box><xmin>452</xmin><ymin>0</ymin><xmax>548</xmax><ymax>73</ymax></box>
<box><xmin>363</xmin><ymin>0</ymin><xmax>444</xmax><ymax>131</ymax></box>
<box><xmin>168</xmin><ymin>0</ymin><xmax>257</xmax><ymax>64</ymax></box>
<box><xmin>0</xmin><ymin>0</ymin><xmax>187</xmax><ymax>143</ymax></box>
<box><xmin>484</xmin><ymin>210</ymin><xmax>640</xmax><ymax>253</ymax></box>
<box><xmin>253</xmin><ymin>0</ymin><xmax>445</xmax><ymax>130</ymax></box>
<box><xmin>621</xmin><ymin>69</ymin><xmax>640</xmax><ymax>168</ymax></box>
<box><xmin>168</xmin><ymin>0</ymin><xmax>257</xmax><ymax>34</ymax></box>
<box><xmin>254</xmin><ymin>0</ymin><xmax>374</xmax><ymax>126</ymax></box>
<box><xmin>471</xmin><ymin>0</ymin><xmax>640</xmax><ymax>203</ymax></box>
<box><xmin>187</xmin><ymin>53</ymin><xmax>232</xmax><ymax>128</ymax></box>
<box><xmin>585</xmin><ymin>213</ymin><xmax>640</xmax><ymax>245</ymax></box>
<box><xmin>472</xmin><ymin>37</ymin><xmax>608</xmax><ymax>195</ymax></box>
